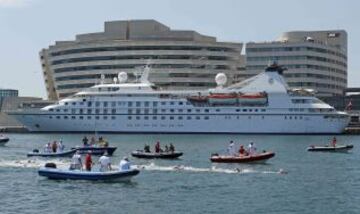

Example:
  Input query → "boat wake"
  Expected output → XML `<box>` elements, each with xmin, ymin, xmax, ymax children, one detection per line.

<box><xmin>0</xmin><ymin>159</ymin><xmax>70</xmax><ymax>169</ymax></box>
<box><xmin>134</xmin><ymin>162</ymin><xmax>287</xmax><ymax>175</ymax></box>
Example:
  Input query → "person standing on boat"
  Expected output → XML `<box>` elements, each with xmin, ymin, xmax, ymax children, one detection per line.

<box><xmin>84</xmin><ymin>153</ymin><xmax>93</xmax><ymax>171</ymax></box>
<box><xmin>238</xmin><ymin>145</ymin><xmax>248</xmax><ymax>156</ymax></box>
<box><xmin>332</xmin><ymin>137</ymin><xmax>337</xmax><ymax>147</ymax></box>
<box><xmin>99</xmin><ymin>153</ymin><xmax>112</xmax><ymax>172</ymax></box>
<box><xmin>169</xmin><ymin>143</ymin><xmax>175</xmax><ymax>153</ymax></box>
<box><xmin>90</xmin><ymin>137</ymin><xmax>96</xmax><ymax>146</ymax></box>
<box><xmin>57</xmin><ymin>140</ymin><xmax>64</xmax><ymax>152</ymax></box>
<box><xmin>248</xmin><ymin>142</ymin><xmax>256</xmax><ymax>155</ymax></box>
<box><xmin>228</xmin><ymin>141</ymin><xmax>235</xmax><ymax>156</ymax></box>
<box><xmin>70</xmin><ymin>151</ymin><xmax>82</xmax><ymax>170</ymax></box>
<box><xmin>144</xmin><ymin>144</ymin><xmax>151</xmax><ymax>153</ymax></box>
<box><xmin>82</xmin><ymin>136</ymin><xmax>89</xmax><ymax>146</ymax></box>
<box><xmin>51</xmin><ymin>141</ymin><xmax>58</xmax><ymax>153</ymax></box>
<box><xmin>119</xmin><ymin>157</ymin><xmax>131</xmax><ymax>171</ymax></box>
<box><xmin>155</xmin><ymin>141</ymin><xmax>161</xmax><ymax>153</ymax></box>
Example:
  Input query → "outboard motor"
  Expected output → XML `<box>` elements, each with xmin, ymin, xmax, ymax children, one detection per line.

<box><xmin>45</xmin><ymin>163</ymin><xmax>57</xmax><ymax>168</ymax></box>
<box><xmin>32</xmin><ymin>149</ymin><xmax>39</xmax><ymax>153</ymax></box>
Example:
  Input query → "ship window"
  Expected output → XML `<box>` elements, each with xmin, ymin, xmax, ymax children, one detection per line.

<box><xmin>72</xmin><ymin>109</ymin><xmax>76</xmax><ymax>114</ymax></box>
<box><xmin>95</xmin><ymin>116</ymin><xmax>99</xmax><ymax>120</ymax></box>
<box><xmin>255</xmin><ymin>109</ymin><xmax>258</xmax><ymax>112</ymax></box>
<box><xmin>79</xmin><ymin>116</ymin><xmax>84</xmax><ymax>120</ymax></box>
<box><xmin>87</xmin><ymin>102</ymin><xmax>92</xmax><ymax>107</ymax></box>
<box><xmin>103</xmin><ymin>102</ymin><xmax>108</xmax><ymax>107</ymax></box>
<box><xmin>243</xmin><ymin>109</ymin><xmax>247</xmax><ymax>112</ymax></box>
<box><xmin>87</xmin><ymin>109</ymin><xmax>92</xmax><ymax>114</ymax></box>
<box><xmin>205</xmin><ymin>109</ymin><xmax>209</xmax><ymax>113</ymax></box>
<box><xmin>161</xmin><ymin>116</ymin><xmax>166</xmax><ymax>120</ymax></box>
<box><xmin>187</xmin><ymin>116</ymin><xmax>192</xmax><ymax>120</ymax></box>
<box><xmin>205</xmin><ymin>116</ymin><xmax>209</xmax><ymax>120</ymax></box>
<box><xmin>49</xmin><ymin>109</ymin><xmax>53</xmax><ymax>112</ymax></box>
<box><xmin>95</xmin><ymin>101</ymin><xmax>100</xmax><ymax>107</ymax></box>
<box><xmin>144</xmin><ymin>116</ymin><xmax>149</xmax><ymax>120</ymax></box>
<box><xmin>262</xmin><ymin>116</ymin><xmax>264</xmax><ymax>119</ymax></box>
<box><xmin>216</xmin><ymin>109</ymin><xmax>220</xmax><ymax>112</ymax></box>
<box><xmin>111</xmin><ymin>102</ymin><xmax>116</xmax><ymax>107</ymax></box>
<box><xmin>289</xmin><ymin>116</ymin><xmax>292</xmax><ymax>119</ymax></box>
<box><xmin>144</xmin><ymin>101</ymin><xmax>149</xmax><ymax>107</ymax></box>
<box><xmin>153</xmin><ymin>102</ymin><xmax>158</xmax><ymax>107</ymax></box>
<box><xmin>56</xmin><ymin>109</ymin><xmax>60</xmax><ymax>112</ymax></box>
<box><xmin>249</xmin><ymin>109</ymin><xmax>253</xmax><ymax>112</ymax></box>
<box><xmin>63</xmin><ymin>109</ymin><xmax>68</xmax><ymax>112</ymax></box>
<box><xmin>261</xmin><ymin>109</ymin><xmax>266</xmax><ymax>112</ymax></box>
<box><xmin>170</xmin><ymin>102</ymin><xmax>175</xmax><ymax>105</ymax></box>
<box><xmin>87</xmin><ymin>116</ymin><xmax>91</xmax><ymax>119</ymax></box>
<box><xmin>136</xmin><ymin>116</ymin><xmax>140</xmax><ymax>120</ymax></box>
<box><xmin>178</xmin><ymin>116</ymin><xmax>183</xmax><ymax>120</ymax></box>
<box><xmin>64</xmin><ymin>116</ymin><xmax>68</xmax><ymax>119</ymax></box>
<box><xmin>161</xmin><ymin>102</ymin><xmax>166</xmax><ymax>105</ymax></box>
<box><xmin>170</xmin><ymin>109</ymin><xmax>175</xmax><ymax>113</ymax></box>
<box><xmin>153</xmin><ymin>116</ymin><xmax>157</xmax><ymax>120</ymax></box>
<box><xmin>300</xmin><ymin>116</ymin><xmax>303</xmax><ymax>119</ymax></box>
<box><xmin>56</xmin><ymin>116</ymin><xmax>60</xmax><ymax>119</ymax></box>
<box><xmin>79</xmin><ymin>109</ymin><xmax>83</xmax><ymax>114</ymax></box>
<box><xmin>161</xmin><ymin>109</ymin><xmax>166</xmax><ymax>113</ymax></box>
<box><xmin>144</xmin><ymin>109</ymin><xmax>149</xmax><ymax>114</ymax></box>
<box><xmin>196</xmin><ymin>109</ymin><xmax>201</xmax><ymax>112</ymax></box>
<box><xmin>196</xmin><ymin>116</ymin><xmax>200</xmax><ymax>120</ymax></box>
<box><xmin>136</xmin><ymin>101</ymin><xmax>141</xmax><ymax>107</ymax></box>
<box><xmin>111</xmin><ymin>109</ymin><xmax>116</xmax><ymax>114</ymax></box>
<box><xmin>187</xmin><ymin>109</ymin><xmax>192</xmax><ymax>113</ymax></box>
<box><xmin>285</xmin><ymin>116</ymin><xmax>287</xmax><ymax>119</ymax></box>
<box><xmin>179</xmin><ymin>102</ymin><xmax>183</xmax><ymax>105</ymax></box>
<box><xmin>72</xmin><ymin>116</ymin><xmax>76</xmax><ymax>119</ymax></box>
<box><xmin>64</xmin><ymin>103</ymin><xmax>68</xmax><ymax>105</ymax></box>
<box><xmin>236</xmin><ymin>109</ymin><xmax>240</xmax><ymax>112</ymax></box>
<box><xmin>136</xmin><ymin>109</ymin><xmax>141</xmax><ymax>114</ymax></box>
<box><xmin>128</xmin><ymin>116</ymin><xmax>132</xmax><ymax>120</ymax></box>
<box><xmin>178</xmin><ymin>109</ymin><xmax>183</xmax><ymax>113</ymax></box>
<box><xmin>49</xmin><ymin>116</ymin><xmax>52</xmax><ymax>119</ymax></box>
<box><xmin>72</xmin><ymin>102</ymin><xmax>76</xmax><ymax>105</ymax></box>
<box><xmin>103</xmin><ymin>109</ymin><xmax>108</xmax><ymax>114</ymax></box>
<box><xmin>103</xmin><ymin>116</ymin><xmax>108</xmax><ymax>120</ymax></box>
<box><xmin>128</xmin><ymin>109</ymin><xmax>132</xmax><ymax>114</ymax></box>
<box><xmin>95</xmin><ymin>109</ymin><xmax>100</xmax><ymax>114</ymax></box>
<box><xmin>170</xmin><ymin>116</ymin><xmax>174</xmax><ymax>120</ymax></box>
<box><xmin>294</xmin><ymin>116</ymin><xmax>297</xmax><ymax>119</ymax></box>
<box><xmin>153</xmin><ymin>109</ymin><xmax>158</xmax><ymax>114</ymax></box>
<box><xmin>128</xmin><ymin>102</ymin><xmax>133</xmax><ymax>107</ymax></box>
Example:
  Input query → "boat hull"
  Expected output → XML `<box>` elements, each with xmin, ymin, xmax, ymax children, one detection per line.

<box><xmin>0</xmin><ymin>137</ymin><xmax>10</xmax><ymax>145</ymax></box>
<box><xmin>131</xmin><ymin>150</ymin><xmax>183</xmax><ymax>159</ymax></box>
<box><xmin>210</xmin><ymin>152</ymin><xmax>275</xmax><ymax>163</ymax></box>
<box><xmin>307</xmin><ymin>144</ymin><xmax>353</xmax><ymax>152</ymax></box>
<box><xmin>38</xmin><ymin>167</ymin><xmax>139</xmax><ymax>181</ymax></box>
<box><xmin>72</xmin><ymin>147</ymin><xmax>117</xmax><ymax>156</ymax></box>
<box><xmin>27</xmin><ymin>149</ymin><xmax>76</xmax><ymax>157</ymax></box>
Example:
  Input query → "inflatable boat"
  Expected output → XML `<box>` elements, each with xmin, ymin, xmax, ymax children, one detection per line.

<box><xmin>131</xmin><ymin>150</ymin><xmax>183</xmax><ymax>159</ymax></box>
<box><xmin>210</xmin><ymin>151</ymin><xmax>275</xmax><ymax>163</ymax></box>
<box><xmin>307</xmin><ymin>144</ymin><xmax>353</xmax><ymax>152</ymax></box>
<box><xmin>71</xmin><ymin>146</ymin><xmax>117</xmax><ymax>156</ymax></box>
<box><xmin>27</xmin><ymin>149</ymin><xmax>77</xmax><ymax>157</ymax></box>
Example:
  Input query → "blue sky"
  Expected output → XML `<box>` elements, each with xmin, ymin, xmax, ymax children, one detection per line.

<box><xmin>0</xmin><ymin>0</ymin><xmax>359</xmax><ymax>98</ymax></box>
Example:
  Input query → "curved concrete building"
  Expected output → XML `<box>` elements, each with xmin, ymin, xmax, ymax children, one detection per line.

<box><xmin>40</xmin><ymin>20</ymin><xmax>243</xmax><ymax>100</ymax></box>
<box><xmin>245</xmin><ymin>30</ymin><xmax>347</xmax><ymax>97</ymax></box>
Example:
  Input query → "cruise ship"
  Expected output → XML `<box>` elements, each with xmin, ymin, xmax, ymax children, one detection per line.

<box><xmin>8</xmin><ymin>63</ymin><xmax>349</xmax><ymax>134</ymax></box>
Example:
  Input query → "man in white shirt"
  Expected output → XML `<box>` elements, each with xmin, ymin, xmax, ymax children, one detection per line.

<box><xmin>227</xmin><ymin>141</ymin><xmax>235</xmax><ymax>156</ymax></box>
<box><xmin>70</xmin><ymin>151</ymin><xmax>82</xmax><ymax>170</ymax></box>
<box><xmin>99</xmin><ymin>153</ymin><xmax>112</xmax><ymax>172</ymax></box>
<box><xmin>248</xmin><ymin>142</ymin><xmax>257</xmax><ymax>155</ymax></box>
<box><xmin>119</xmin><ymin>157</ymin><xmax>131</xmax><ymax>171</ymax></box>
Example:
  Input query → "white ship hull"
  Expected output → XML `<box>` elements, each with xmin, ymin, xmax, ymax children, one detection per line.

<box><xmin>11</xmin><ymin>113</ymin><xmax>349</xmax><ymax>134</ymax></box>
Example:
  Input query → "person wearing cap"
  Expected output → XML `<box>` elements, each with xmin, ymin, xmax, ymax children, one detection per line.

<box><xmin>98</xmin><ymin>152</ymin><xmax>112</xmax><ymax>172</ymax></box>
<box><xmin>119</xmin><ymin>157</ymin><xmax>131</xmax><ymax>171</ymax></box>
<box><xmin>70</xmin><ymin>150</ymin><xmax>82</xmax><ymax>170</ymax></box>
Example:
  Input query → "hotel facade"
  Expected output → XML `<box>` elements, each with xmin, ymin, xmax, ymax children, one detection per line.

<box><xmin>40</xmin><ymin>20</ymin><xmax>244</xmax><ymax>100</ymax></box>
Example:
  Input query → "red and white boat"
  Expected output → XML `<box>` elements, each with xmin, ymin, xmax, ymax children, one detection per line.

<box><xmin>238</xmin><ymin>92</ymin><xmax>267</xmax><ymax>105</ymax></box>
<box><xmin>208</xmin><ymin>93</ymin><xmax>237</xmax><ymax>105</ymax></box>
<box><xmin>210</xmin><ymin>151</ymin><xmax>275</xmax><ymax>163</ymax></box>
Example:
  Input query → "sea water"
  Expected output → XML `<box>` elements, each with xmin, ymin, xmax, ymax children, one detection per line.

<box><xmin>0</xmin><ymin>133</ymin><xmax>359</xmax><ymax>214</ymax></box>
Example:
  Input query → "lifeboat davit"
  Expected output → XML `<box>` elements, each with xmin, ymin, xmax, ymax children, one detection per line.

<box><xmin>208</xmin><ymin>93</ymin><xmax>237</xmax><ymax>105</ymax></box>
<box><xmin>238</xmin><ymin>92</ymin><xmax>267</xmax><ymax>105</ymax></box>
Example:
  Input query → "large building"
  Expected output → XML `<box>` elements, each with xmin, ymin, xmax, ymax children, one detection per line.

<box><xmin>40</xmin><ymin>20</ymin><xmax>244</xmax><ymax>100</ymax></box>
<box><xmin>245</xmin><ymin>30</ymin><xmax>347</xmax><ymax>97</ymax></box>
<box><xmin>0</xmin><ymin>88</ymin><xmax>18</xmax><ymax>111</ymax></box>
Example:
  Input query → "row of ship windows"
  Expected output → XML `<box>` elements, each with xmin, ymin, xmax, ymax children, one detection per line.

<box><xmin>247</xmin><ymin>55</ymin><xmax>346</xmax><ymax>68</ymax></box>
<box><xmin>247</xmin><ymin>64</ymin><xmax>346</xmax><ymax>76</ymax></box>
<box><xmin>49</xmin><ymin>46</ymin><xmax>237</xmax><ymax>57</ymax></box>
<box><xmin>284</xmin><ymin>73</ymin><xmax>346</xmax><ymax>84</ymax></box>
<box><xmin>246</xmin><ymin>46</ymin><xmax>347</xmax><ymax>60</ymax></box>
<box><xmin>288</xmin><ymin>82</ymin><xmax>344</xmax><ymax>90</ymax></box>
<box><xmin>51</xmin><ymin>55</ymin><xmax>231</xmax><ymax>65</ymax></box>
<box><xmin>53</xmin><ymin>64</ymin><xmax>230</xmax><ymax>74</ymax></box>
<box><xmin>58</xmin><ymin>100</ymin><xmax>190</xmax><ymax>107</ymax></box>
<box><xmin>48</xmin><ymin>115</ymin><xmax>314</xmax><ymax>120</ymax></box>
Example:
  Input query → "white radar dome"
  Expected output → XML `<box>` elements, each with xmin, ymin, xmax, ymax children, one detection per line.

<box><xmin>215</xmin><ymin>73</ymin><xmax>227</xmax><ymax>86</ymax></box>
<box><xmin>118</xmin><ymin>72</ymin><xmax>128</xmax><ymax>83</ymax></box>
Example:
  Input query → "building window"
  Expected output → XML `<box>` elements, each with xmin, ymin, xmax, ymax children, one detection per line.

<box><xmin>136</xmin><ymin>101</ymin><xmax>141</xmax><ymax>107</ymax></box>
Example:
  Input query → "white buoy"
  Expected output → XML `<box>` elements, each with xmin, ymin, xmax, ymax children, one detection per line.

<box><xmin>215</xmin><ymin>73</ymin><xmax>227</xmax><ymax>87</ymax></box>
<box><xmin>118</xmin><ymin>72</ymin><xmax>128</xmax><ymax>83</ymax></box>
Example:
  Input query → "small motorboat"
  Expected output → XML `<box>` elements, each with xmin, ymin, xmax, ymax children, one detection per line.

<box><xmin>38</xmin><ymin>163</ymin><xmax>139</xmax><ymax>181</ymax></box>
<box><xmin>210</xmin><ymin>151</ymin><xmax>275</xmax><ymax>163</ymax></box>
<box><xmin>307</xmin><ymin>144</ymin><xmax>354</xmax><ymax>152</ymax></box>
<box><xmin>0</xmin><ymin>136</ymin><xmax>10</xmax><ymax>145</ymax></box>
<box><xmin>27</xmin><ymin>149</ymin><xmax>77</xmax><ymax>157</ymax></box>
<box><xmin>72</xmin><ymin>146</ymin><xmax>117</xmax><ymax>156</ymax></box>
<box><xmin>131</xmin><ymin>150</ymin><xmax>183</xmax><ymax>159</ymax></box>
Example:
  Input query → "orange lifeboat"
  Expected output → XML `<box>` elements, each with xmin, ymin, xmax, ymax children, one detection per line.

<box><xmin>238</xmin><ymin>92</ymin><xmax>267</xmax><ymax>105</ymax></box>
<box><xmin>208</xmin><ymin>93</ymin><xmax>237</xmax><ymax>105</ymax></box>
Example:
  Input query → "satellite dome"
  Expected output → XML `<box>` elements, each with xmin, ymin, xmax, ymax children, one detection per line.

<box><xmin>215</xmin><ymin>73</ymin><xmax>227</xmax><ymax>86</ymax></box>
<box><xmin>118</xmin><ymin>72</ymin><xmax>128</xmax><ymax>83</ymax></box>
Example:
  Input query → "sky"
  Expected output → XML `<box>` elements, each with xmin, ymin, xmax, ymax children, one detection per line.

<box><xmin>0</xmin><ymin>0</ymin><xmax>359</xmax><ymax>98</ymax></box>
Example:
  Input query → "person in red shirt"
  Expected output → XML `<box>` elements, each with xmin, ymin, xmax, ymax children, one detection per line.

<box><xmin>85</xmin><ymin>153</ymin><xmax>93</xmax><ymax>171</ymax></box>
<box><xmin>155</xmin><ymin>141</ymin><xmax>161</xmax><ymax>153</ymax></box>
<box><xmin>332</xmin><ymin>137</ymin><xmax>337</xmax><ymax>147</ymax></box>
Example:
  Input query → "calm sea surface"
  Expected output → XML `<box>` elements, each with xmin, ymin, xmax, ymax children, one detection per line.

<box><xmin>0</xmin><ymin>133</ymin><xmax>360</xmax><ymax>214</ymax></box>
